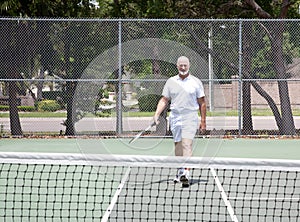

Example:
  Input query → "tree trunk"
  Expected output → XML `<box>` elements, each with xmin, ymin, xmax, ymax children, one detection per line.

<box><xmin>7</xmin><ymin>22</ymin><xmax>24</xmax><ymax>136</ymax></box>
<box><xmin>277</xmin><ymin>81</ymin><xmax>295</xmax><ymax>135</ymax></box>
<box><xmin>8</xmin><ymin>81</ymin><xmax>23</xmax><ymax>136</ymax></box>
<box><xmin>63</xmin><ymin>26</ymin><xmax>76</xmax><ymax>136</ymax></box>
<box><xmin>65</xmin><ymin>81</ymin><xmax>77</xmax><ymax>136</ymax></box>
<box><xmin>270</xmin><ymin>23</ymin><xmax>295</xmax><ymax>135</ymax></box>
<box><xmin>37</xmin><ymin>67</ymin><xmax>44</xmax><ymax>101</ymax></box>
<box><xmin>244</xmin><ymin>0</ymin><xmax>295</xmax><ymax>135</ymax></box>
<box><xmin>242</xmin><ymin>21</ymin><xmax>254</xmax><ymax>134</ymax></box>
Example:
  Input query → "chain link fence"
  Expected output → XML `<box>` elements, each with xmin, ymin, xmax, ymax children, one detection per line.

<box><xmin>0</xmin><ymin>18</ymin><xmax>300</xmax><ymax>137</ymax></box>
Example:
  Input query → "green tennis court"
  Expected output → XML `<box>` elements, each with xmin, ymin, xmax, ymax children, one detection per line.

<box><xmin>1</xmin><ymin>138</ymin><xmax>300</xmax><ymax>221</ymax></box>
<box><xmin>0</xmin><ymin>137</ymin><xmax>300</xmax><ymax>159</ymax></box>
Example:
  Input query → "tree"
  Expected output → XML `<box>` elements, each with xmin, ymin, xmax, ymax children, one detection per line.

<box><xmin>1</xmin><ymin>0</ymin><xmax>299</xmax><ymax>136</ymax></box>
<box><xmin>0</xmin><ymin>19</ymin><xmax>34</xmax><ymax>136</ymax></box>
<box><xmin>0</xmin><ymin>0</ymin><xmax>110</xmax><ymax>136</ymax></box>
<box><xmin>53</xmin><ymin>21</ymin><xmax>117</xmax><ymax>135</ymax></box>
<box><xmin>173</xmin><ymin>0</ymin><xmax>298</xmax><ymax>135</ymax></box>
<box><xmin>243</xmin><ymin>0</ymin><xmax>296</xmax><ymax>135</ymax></box>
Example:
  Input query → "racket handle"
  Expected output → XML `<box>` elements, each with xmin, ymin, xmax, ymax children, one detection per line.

<box><xmin>150</xmin><ymin>122</ymin><xmax>156</xmax><ymax>127</ymax></box>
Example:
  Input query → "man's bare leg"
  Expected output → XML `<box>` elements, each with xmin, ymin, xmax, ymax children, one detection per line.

<box><xmin>181</xmin><ymin>138</ymin><xmax>193</xmax><ymax>157</ymax></box>
<box><xmin>175</xmin><ymin>141</ymin><xmax>183</xmax><ymax>156</ymax></box>
<box><xmin>174</xmin><ymin>138</ymin><xmax>193</xmax><ymax>187</ymax></box>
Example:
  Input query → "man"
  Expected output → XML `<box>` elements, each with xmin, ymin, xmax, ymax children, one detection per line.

<box><xmin>153</xmin><ymin>56</ymin><xmax>206</xmax><ymax>187</ymax></box>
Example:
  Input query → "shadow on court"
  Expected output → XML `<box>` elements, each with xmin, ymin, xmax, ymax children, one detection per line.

<box><xmin>132</xmin><ymin>178</ymin><xmax>209</xmax><ymax>187</ymax></box>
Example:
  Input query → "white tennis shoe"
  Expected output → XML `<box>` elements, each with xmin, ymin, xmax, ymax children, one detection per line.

<box><xmin>174</xmin><ymin>168</ymin><xmax>190</xmax><ymax>187</ymax></box>
<box><xmin>173</xmin><ymin>168</ymin><xmax>184</xmax><ymax>183</ymax></box>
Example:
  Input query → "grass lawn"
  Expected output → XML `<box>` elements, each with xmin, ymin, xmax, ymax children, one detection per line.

<box><xmin>0</xmin><ymin>108</ymin><xmax>300</xmax><ymax>118</ymax></box>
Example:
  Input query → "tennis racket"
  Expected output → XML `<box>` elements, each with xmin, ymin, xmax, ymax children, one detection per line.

<box><xmin>129</xmin><ymin>122</ymin><xmax>156</xmax><ymax>144</ymax></box>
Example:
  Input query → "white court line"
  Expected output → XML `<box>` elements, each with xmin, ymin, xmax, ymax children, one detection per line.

<box><xmin>101</xmin><ymin>166</ymin><xmax>131</xmax><ymax>222</ymax></box>
<box><xmin>229</xmin><ymin>197</ymin><xmax>300</xmax><ymax>201</ymax></box>
<box><xmin>210</xmin><ymin>168</ymin><xmax>239</xmax><ymax>222</ymax></box>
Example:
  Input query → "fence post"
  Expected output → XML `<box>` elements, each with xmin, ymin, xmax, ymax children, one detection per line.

<box><xmin>238</xmin><ymin>20</ymin><xmax>243</xmax><ymax>136</ymax></box>
<box><xmin>117</xmin><ymin>19</ymin><xmax>123</xmax><ymax>135</ymax></box>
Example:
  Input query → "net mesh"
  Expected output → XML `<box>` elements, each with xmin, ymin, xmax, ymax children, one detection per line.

<box><xmin>1</xmin><ymin>153</ymin><xmax>300</xmax><ymax>221</ymax></box>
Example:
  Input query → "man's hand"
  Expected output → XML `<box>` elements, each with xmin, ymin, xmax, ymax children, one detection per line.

<box><xmin>199</xmin><ymin>122</ymin><xmax>206</xmax><ymax>134</ymax></box>
<box><xmin>153</xmin><ymin>115</ymin><xmax>160</xmax><ymax>125</ymax></box>
<box><xmin>197</xmin><ymin>97</ymin><xmax>206</xmax><ymax>135</ymax></box>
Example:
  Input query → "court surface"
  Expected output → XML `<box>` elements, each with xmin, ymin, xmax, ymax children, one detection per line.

<box><xmin>0</xmin><ymin>137</ymin><xmax>299</xmax><ymax>159</ymax></box>
<box><xmin>1</xmin><ymin>138</ymin><xmax>300</xmax><ymax>221</ymax></box>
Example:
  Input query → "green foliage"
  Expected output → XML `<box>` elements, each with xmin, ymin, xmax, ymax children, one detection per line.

<box><xmin>37</xmin><ymin>100</ymin><xmax>61</xmax><ymax>112</ymax></box>
<box><xmin>0</xmin><ymin>105</ymin><xmax>35</xmax><ymax>112</ymax></box>
<box><xmin>0</xmin><ymin>106</ymin><xmax>10</xmax><ymax>111</ymax></box>
<box><xmin>138</xmin><ymin>94</ymin><xmax>161</xmax><ymax>112</ymax></box>
<box><xmin>128</xmin><ymin>60</ymin><xmax>177</xmax><ymax>79</ymax></box>
<box><xmin>252</xmin><ymin>32</ymin><xmax>300</xmax><ymax>79</ymax></box>
<box><xmin>0</xmin><ymin>0</ymin><xmax>107</xmax><ymax>17</ymax></box>
<box><xmin>2</xmin><ymin>0</ymin><xmax>300</xmax><ymax>20</ymax></box>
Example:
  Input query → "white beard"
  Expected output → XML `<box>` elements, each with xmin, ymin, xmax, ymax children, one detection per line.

<box><xmin>179</xmin><ymin>70</ymin><xmax>189</xmax><ymax>75</ymax></box>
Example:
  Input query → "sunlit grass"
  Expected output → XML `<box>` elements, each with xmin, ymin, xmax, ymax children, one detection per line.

<box><xmin>0</xmin><ymin>108</ymin><xmax>299</xmax><ymax>118</ymax></box>
<box><xmin>0</xmin><ymin>111</ymin><xmax>67</xmax><ymax>118</ymax></box>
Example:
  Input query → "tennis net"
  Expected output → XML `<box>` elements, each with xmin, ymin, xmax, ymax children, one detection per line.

<box><xmin>1</xmin><ymin>152</ymin><xmax>300</xmax><ymax>221</ymax></box>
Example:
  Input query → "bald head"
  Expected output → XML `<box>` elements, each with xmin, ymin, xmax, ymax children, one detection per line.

<box><xmin>177</xmin><ymin>56</ymin><xmax>190</xmax><ymax>66</ymax></box>
<box><xmin>177</xmin><ymin>56</ymin><xmax>190</xmax><ymax>76</ymax></box>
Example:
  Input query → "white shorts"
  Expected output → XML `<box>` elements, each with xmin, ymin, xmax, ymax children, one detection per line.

<box><xmin>169</xmin><ymin>111</ymin><xmax>199</xmax><ymax>142</ymax></box>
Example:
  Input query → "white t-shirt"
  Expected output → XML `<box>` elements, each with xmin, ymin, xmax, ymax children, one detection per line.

<box><xmin>162</xmin><ymin>74</ymin><xmax>205</xmax><ymax>113</ymax></box>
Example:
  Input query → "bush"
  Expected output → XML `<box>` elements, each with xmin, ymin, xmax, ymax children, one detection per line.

<box><xmin>138</xmin><ymin>94</ymin><xmax>161</xmax><ymax>112</ymax></box>
<box><xmin>0</xmin><ymin>105</ymin><xmax>35</xmax><ymax>112</ymax></box>
<box><xmin>18</xmin><ymin>106</ymin><xmax>36</xmax><ymax>112</ymax></box>
<box><xmin>38</xmin><ymin>100</ymin><xmax>61</xmax><ymax>112</ymax></box>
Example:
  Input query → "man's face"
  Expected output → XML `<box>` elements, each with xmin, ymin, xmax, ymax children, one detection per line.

<box><xmin>177</xmin><ymin>59</ymin><xmax>190</xmax><ymax>75</ymax></box>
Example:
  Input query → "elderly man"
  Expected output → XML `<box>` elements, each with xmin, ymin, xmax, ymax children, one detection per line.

<box><xmin>153</xmin><ymin>56</ymin><xmax>206</xmax><ymax>187</ymax></box>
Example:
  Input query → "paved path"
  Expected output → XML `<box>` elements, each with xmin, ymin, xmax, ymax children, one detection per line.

<box><xmin>1</xmin><ymin>116</ymin><xmax>299</xmax><ymax>133</ymax></box>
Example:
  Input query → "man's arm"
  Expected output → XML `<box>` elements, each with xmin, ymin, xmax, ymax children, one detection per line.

<box><xmin>153</xmin><ymin>96</ymin><xmax>169</xmax><ymax>124</ymax></box>
<box><xmin>197</xmin><ymin>97</ymin><xmax>206</xmax><ymax>133</ymax></box>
